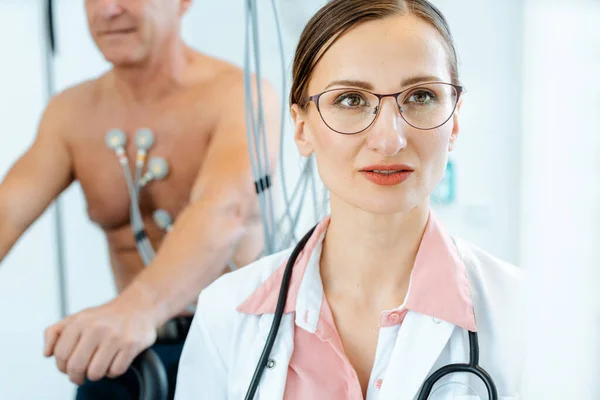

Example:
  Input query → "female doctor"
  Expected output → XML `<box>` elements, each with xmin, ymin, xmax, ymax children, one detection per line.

<box><xmin>175</xmin><ymin>0</ymin><xmax>525</xmax><ymax>399</ymax></box>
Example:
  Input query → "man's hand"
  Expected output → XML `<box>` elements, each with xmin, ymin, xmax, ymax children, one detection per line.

<box><xmin>43</xmin><ymin>284</ymin><xmax>159</xmax><ymax>385</ymax></box>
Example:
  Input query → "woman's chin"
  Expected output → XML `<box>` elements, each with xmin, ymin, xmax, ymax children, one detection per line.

<box><xmin>351</xmin><ymin>197</ymin><xmax>423</xmax><ymax>216</ymax></box>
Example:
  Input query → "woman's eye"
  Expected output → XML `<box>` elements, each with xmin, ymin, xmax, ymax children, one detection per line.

<box><xmin>407</xmin><ymin>90</ymin><xmax>436</xmax><ymax>104</ymax></box>
<box><xmin>335</xmin><ymin>93</ymin><xmax>367</xmax><ymax>107</ymax></box>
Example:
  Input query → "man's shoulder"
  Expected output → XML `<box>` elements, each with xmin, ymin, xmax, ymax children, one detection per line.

<box><xmin>39</xmin><ymin>76</ymin><xmax>104</xmax><ymax>137</ymax></box>
<box><xmin>46</xmin><ymin>76</ymin><xmax>103</xmax><ymax>114</ymax></box>
<box><xmin>187</xmin><ymin>50</ymin><xmax>241</xmax><ymax>87</ymax></box>
<box><xmin>188</xmin><ymin>49</ymin><xmax>275</xmax><ymax>98</ymax></box>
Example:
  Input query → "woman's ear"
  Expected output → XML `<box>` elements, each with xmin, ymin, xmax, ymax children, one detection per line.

<box><xmin>448</xmin><ymin>98</ymin><xmax>462</xmax><ymax>152</ymax></box>
<box><xmin>291</xmin><ymin>104</ymin><xmax>314</xmax><ymax>157</ymax></box>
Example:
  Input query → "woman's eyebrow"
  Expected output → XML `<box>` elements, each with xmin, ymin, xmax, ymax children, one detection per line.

<box><xmin>324</xmin><ymin>79</ymin><xmax>374</xmax><ymax>90</ymax></box>
<box><xmin>323</xmin><ymin>75</ymin><xmax>445</xmax><ymax>91</ymax></box>
<box><xmin>401</xmin><ymin>75</ymin><xmax>444</xmax><ymax>87</ymax></box>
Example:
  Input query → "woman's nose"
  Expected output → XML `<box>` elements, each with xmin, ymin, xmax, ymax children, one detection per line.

<box><xmin>366</xmin><ymin>97</ymin><xmax>408</xmax><ymax>156</ymax></box>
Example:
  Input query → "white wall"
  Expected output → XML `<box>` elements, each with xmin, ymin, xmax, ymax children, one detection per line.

<box><xmin>519</xmin><ymin>1</ymin><xmax>600</xmax><ymax>397</ymax></box>
<box><xmin>430</xmin><ymin>0</ymin><xmax>524</xmax><ymax>264</ymax></box>
<box><xmin>0</xmin><ymin>1</ymin><xmax>75</xmax><ymax>399</ymax></box>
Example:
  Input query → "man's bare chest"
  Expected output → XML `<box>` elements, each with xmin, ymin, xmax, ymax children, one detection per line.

<box><xmin>69</xmin><ymin>100</ymin><xmax>216</xmax><ymax>229</ymax></box>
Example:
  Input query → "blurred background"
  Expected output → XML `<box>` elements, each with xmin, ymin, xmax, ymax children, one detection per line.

<box><xmin>0</xmin><ymin>0</ymin><xmax>599</xmax><ymax>398</ymax></box>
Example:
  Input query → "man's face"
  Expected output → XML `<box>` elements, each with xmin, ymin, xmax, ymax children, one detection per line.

<box><xmin>85</xmin><ymin>0</ymin><xmax>188</xmax><ymax>66</ymax></box>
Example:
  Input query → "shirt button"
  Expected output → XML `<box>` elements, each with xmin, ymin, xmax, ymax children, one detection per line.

<box><xmin>375</xmin><ymin>379</ymin><xmax>383</xmax><ymax>390</ymax></box>
<box><xmin>389</xmin><ymin>312</ymin><xmax>400</xmax><ymax>323</ymax></box>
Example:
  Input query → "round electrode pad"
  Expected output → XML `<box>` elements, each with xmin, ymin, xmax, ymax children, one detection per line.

<box><xmin>135</xmin><ymin>128</ymin><xmax>155</xmax><ymax>150</ymax></box>
<box><xmin>105</xmin><ymin>129</ymin><xmax>126</xmax><ymax>150</ymax></box>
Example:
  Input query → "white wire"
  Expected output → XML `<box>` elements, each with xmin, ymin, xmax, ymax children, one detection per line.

<box><xmin>131</xmin><ymin>156</ymin><xmax>156</xmax><ymax>264</ymax></box>
<box><xmin>243</xmin><ymin>0</ymin><xmax>324</xmax><ymax>255</ymax></box>
<box><xmin>278</xmin><ymin>174</ymin><xmax>311</xmax><ymax>250</ymax></box>
<box><xmin>244</xmin><ymin>0</ymin><xmax>273</xmax><ymax>254</ymax></box>
<box><xmin>321</xmin><ymin>179</ymin><xmax>330</xmax><ymax>218</ymax></box>
<box><xmin>119</xmin><ymin>158</ymin><xmax>155</xmax><ymax>265</ymax></box>
<box><xmin>227</xmin><ymin>260</ymin><xmax>238</xmax><ymax>271</ymax></box>
<box><xmin>277</xmin><ymin>166</ymin><xmax>312</xmax><ymax>250</ymax></box>
<box><xmin>274</xmin><ymin>160</ymin><xmax>310</xmax><ymax>235</ymax></box>
<box><xmin>309</xmin><ymin>158</ymin><xmax>319</xmax><ymax>222</ymax></box>
<box><xmin>270</xmin><ymin>0</ymin><xmax>296</xmax><ymax>243</ymax></box>
<box><xmin>249</xmin><ymin>0</ymin><xmax>278</xmax><ymax>253</ymax></box>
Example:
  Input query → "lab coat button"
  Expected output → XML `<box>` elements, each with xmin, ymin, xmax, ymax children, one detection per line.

<box><xmin>389</xmin><ymin>312</ymin><xmax>400</xmax><ymax>322</ymax></box>
<box><xmin>433</xmin><ymin>317</ymin><xmax>442</xmax><ymax>324</ymax></box>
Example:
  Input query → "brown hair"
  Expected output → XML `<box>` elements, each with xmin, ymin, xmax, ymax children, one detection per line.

<box><xmin>290</xmin><ymin>0</ymin><xmax>460</xmax><ymax>109</ymax></box>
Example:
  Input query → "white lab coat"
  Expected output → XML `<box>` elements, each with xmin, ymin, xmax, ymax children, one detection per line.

<box><xmin>174</xmin><ymin>236</ymin><xmax>525</xmax><ymax>399</ymax></box>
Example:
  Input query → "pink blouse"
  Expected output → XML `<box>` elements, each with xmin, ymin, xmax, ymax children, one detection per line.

<box><xmin>237</xmin><ymin>212</ymin><xmax>476</xmax><ymax>399</ymax></box>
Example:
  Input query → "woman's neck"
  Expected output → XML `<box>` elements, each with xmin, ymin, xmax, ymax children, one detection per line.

<box><xmin>320</xmin><ymin>196</ymin><xmax>430</xmax><ymax>309</ymax></box>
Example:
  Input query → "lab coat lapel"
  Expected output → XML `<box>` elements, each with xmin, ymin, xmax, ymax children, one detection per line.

<box><xmin>254</xmin><ymin>313</ymin><xmax>295</xmax><ymax>400</ymax></box>
<box><xmin>379</xmin><ymin>311</ymin><xmax>456</xmax><ymax>400</ymax></box>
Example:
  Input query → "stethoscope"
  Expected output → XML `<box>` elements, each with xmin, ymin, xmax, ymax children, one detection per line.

<box><xmin>244</xmin><ymin>225</ymin><xmax>498</xmax><ymax>400</ymax></box>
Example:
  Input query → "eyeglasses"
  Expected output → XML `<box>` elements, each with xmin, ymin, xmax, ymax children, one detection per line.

<box><xmin>306</xmin><ymin>82</ymin><xmax>464</xmax><ymax>135</ymax></box>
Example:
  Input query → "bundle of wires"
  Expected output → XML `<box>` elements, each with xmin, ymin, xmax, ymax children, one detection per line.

<box><xmin>244</xmin><ymin>0</ymin><xmax>326</xmax><ymax>256</ymax></box>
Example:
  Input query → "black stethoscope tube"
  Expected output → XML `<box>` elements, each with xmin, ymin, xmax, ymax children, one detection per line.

<box><xmin>244</xmin><ymin>225</ymin><xmax>317</xmax><ymax>400</ymax></box>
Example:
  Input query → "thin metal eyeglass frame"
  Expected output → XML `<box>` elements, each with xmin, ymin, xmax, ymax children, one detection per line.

<box><xmin>305</xmin><ymin>81</ymin><xmax>465</xmax><ymax>135</ymax></box>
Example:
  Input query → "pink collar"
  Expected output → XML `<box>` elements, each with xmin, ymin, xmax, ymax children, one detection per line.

<box><xmin>237</xmin><ymin>211</ymin><xmax>476</xmax><ymax>332</ymax></box>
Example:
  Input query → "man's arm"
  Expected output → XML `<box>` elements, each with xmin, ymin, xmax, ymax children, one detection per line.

<box><xmin>43</xmin><ymin>73</ymin><xmax>282</xmax><ymax>384</ymax></box>
<box><xmin>130</xmin><ymin>73</ymin><xmax>282</xmax><ymax>324</ymax></box>
<box><xmin>0</xmin><ymin>94</ymin><xmax>74</xmax><ymax>263</ymax></box>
